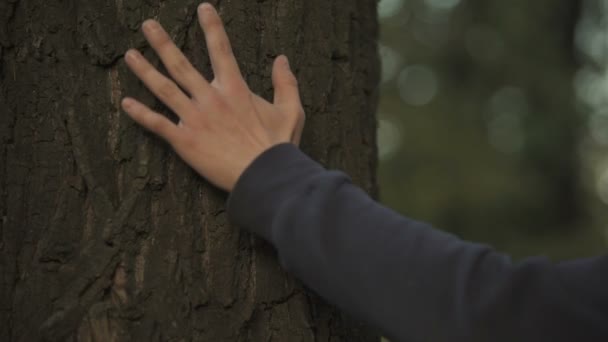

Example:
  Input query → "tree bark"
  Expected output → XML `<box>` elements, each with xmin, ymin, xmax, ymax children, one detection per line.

<box><xmin>0</xmin><ymin>0</ymin><xmax>380</xmax><ymax>340</ymax></box>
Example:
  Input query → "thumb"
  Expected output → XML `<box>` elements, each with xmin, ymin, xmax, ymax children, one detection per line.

<box><xmin>272</xmin><ymin>55</ymin><xmax>305</xmax><ymax>145</ymax></box>
<box><xmin>272</xmin><ymin>55</ymin><xmax>302</xmax><ymax>113</ymax></box>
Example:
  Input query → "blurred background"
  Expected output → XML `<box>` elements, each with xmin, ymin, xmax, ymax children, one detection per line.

<box><xmin>376</xmin><ymin>0</ymin><xmax>608</xmax><ymax>259</ymax></box>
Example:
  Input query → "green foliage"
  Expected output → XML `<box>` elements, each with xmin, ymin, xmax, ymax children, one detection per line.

<box><xmin>377</xmin><ymin>0</ymin><xmax>607</xmax><ymax>259</ymax></box>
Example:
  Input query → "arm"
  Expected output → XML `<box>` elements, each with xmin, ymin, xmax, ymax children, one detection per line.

<box><xmin>120</xmin><ymin>4</ymin><xmax>608</xmax><ymax>341</ymax></box>
<box><xmin>227</xmin><ymin>143</ymin><xmax>608</xmax><ymax>342</ymax></box>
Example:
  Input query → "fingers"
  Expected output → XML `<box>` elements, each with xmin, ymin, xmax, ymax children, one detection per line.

<box><xmin>197</xmin><ymin>3</ymin><xmax>244</xmax><ymax>88</ymax></box>
<box><xmin>272</xmin><ymin>56</ymin><xmax>301</xmax><ymax>110</ymax></box>
<box><xmin>125</xmin><ymin>49</ymin><xmax>198</xmax><ymax>122</ymax></box>
<box><xmin>121</xmin><ymin>97</ymin><xmax>183</xmax><ymax>144</ymax></box>
<box><xmin>141</xmin><ymin>20</ymin><xmax>211</xmax><ymax>100</ymax></box>
<box><xmin>272</xmin><ymin>55</ymin><xmax>305</xmax><ymax>144</ymax></box>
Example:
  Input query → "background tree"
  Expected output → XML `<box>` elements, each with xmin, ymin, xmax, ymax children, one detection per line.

<box><xmin>0</xmin><ymin>0</ymin><xmax>380</xmax><ymax>340</ymax></box>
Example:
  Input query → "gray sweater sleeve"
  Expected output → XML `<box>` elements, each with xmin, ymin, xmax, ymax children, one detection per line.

<box><xmin>226</xmin><ymin>143</ymin><xmax>608</xmax><ymax>342</ymax></box>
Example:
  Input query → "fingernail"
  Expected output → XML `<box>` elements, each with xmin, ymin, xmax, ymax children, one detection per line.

<box><xmin>198</xmin><ymin>3</ymin><xmax>213</xmax><ymax>16</ymax></box>
<box><xmin>125</xmin><ymin>50</ymin><xmax>140</xmax><ymax>61</ymax></box>
<box><xmin>143</xmin><ymin>20</ymin><xmax>160</xmax><ymax>31</ymax></box>
<box><xmin>282</xmin><ymin>56</ymin><xmax>291</xmax><ymax>70</ymax></box>
<box><xmin>122</xmin><ymin>98</ymin><xmax>134</xmax><ymax>109</ymax></box>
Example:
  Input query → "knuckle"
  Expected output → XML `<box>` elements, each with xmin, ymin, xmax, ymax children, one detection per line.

<box><xmin>207</xmin><ymin>15</ymin><xmax>223</xmax><ymax>32</ymax></box>
<box><xmin>155</xmin><ymin>33</ymin><xmax>173</xmax><ymax>49</ymax></box>
<box><xmin>169</xmin><ymin>57</ymin><xmax>192</xmax><ymax>76</ymax></box>
<box><xmin>178</xmin><ymin>133</ymin><xmax>196</xmax><ymax>148</ymax></box>
<box><xmin>289</xmin><ymin>108</ymin><xmax>305</xmax><ymax>132</ymax></box>
<box><xmin>140</xmin><ymin>64</ymin><xmax>156</xmax><ymax>79</ymax></box>
<box><xmin>206</xmin><ymin>92</ymin><xmax>226</xmax><ymax>109</ymax></box>
<box><xmin>224</xmin><ymin>81</ymin><xmax>248</xmax><ymax>95</ymax></box>
<box><xmin>289</xmin><ymin>106</ymin><xmax>305</xmax><ymax>121</ymax></box>
<box><xmin>157</xmin><ymin>80</ymin><xmax>178</xmax><ymax>100</ymax></box>
<box><xmin>297</xmin><ymin>107</ymin><xmax>306</xmax><ymax>121</ymax></box>
<box><xmin>213</xmin><ymin>37</ymin><xmax>233</xmax><ymax>56</ymax></box>
<box><xmin>285</xmin><ymin>74</ymin><xmax>298</xmax><ymax>88</ymax></box>
<box><xmin>147</xmin><ymin>115</ymin><xmax>168</xmax><ymax>134</ymax></box>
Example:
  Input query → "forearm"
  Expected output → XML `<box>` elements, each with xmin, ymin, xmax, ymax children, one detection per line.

<box><xmin>227</xmin><ymin>143</ymin><xmax>608</xmax><ymax>341</ymax></box>
<box><xmin>226</xmin><ymin>143</ymin><xmax>486</xmax><ymax>339</ymax></box>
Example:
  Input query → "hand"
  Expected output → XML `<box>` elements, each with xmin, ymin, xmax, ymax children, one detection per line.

<box><xmin>121</xmin><ymin>3</ymin><xmax>305</xmax><ymax>191</ymax></box>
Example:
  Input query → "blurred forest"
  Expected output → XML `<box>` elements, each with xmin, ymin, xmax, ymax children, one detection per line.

<box><xmin>376</xmin><ymin>0</ymin><xmax>608</xmax><ymax>259</ymax></box>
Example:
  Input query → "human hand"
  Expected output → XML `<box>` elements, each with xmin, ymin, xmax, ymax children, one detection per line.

<box><xmin>121</xmin><ymin>3</ymin><xmax>305</xmax><ymax>191</ymax></box>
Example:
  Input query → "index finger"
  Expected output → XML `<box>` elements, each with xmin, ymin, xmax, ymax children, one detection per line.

<box><xmin>197</xmin><ymin>3</ymin><xmax>245</xmax><ymax>88</ymax></box>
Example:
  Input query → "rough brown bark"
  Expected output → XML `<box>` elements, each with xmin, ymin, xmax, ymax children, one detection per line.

<box><xmin>0</xmin><ymin>0</ymin><xmax>380</xmax><ymax>341</ymax></box>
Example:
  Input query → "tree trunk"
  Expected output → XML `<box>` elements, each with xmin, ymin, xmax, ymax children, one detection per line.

<box><xmin>0</xmin><ymin>0</ymin><xmax>380</xmax><ymax>340</ymax></box>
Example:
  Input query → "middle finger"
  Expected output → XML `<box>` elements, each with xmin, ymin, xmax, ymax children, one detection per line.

<box><xmin>142</xmin><ymin>20</ymin><xmax>212</xmax><ymax>100</ymax></box>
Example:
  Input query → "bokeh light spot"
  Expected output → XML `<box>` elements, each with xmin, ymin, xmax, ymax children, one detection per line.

<box><xmin>377</xmin><ymin>118</ymin><xmax>403</xmax><ymax>161</ymax></box>
<box><xmin>378</xmin><ymin>0</ymin><xmax>405</xmax><ymax>19</ymax></box>
<box><xmin>589</xmin><ymin>111</ymin><xmax>608</xmax><ymax>146</ymax></box>
<box><xmin>486</xmin><ymin>87</ymin><xmax>528</xmax><ymax>154</ymax></box>
<box><xmin>397</xmin><ymin>65</ymin><xmax>439</xmax><ymax>106</ymax></box>
<box><xmin>424</xmin><ymin>0</ymin><xmax>461</xmax><ymax>11</ymax></box>
<box><xmin>379</xmin><ymin>43</ymin><xmax>403</xmax><ymax>84</ymax></box>
<box><xmin>596</xmin><ymin>167</ymin><xmax>608</xmax><ymax>205</ymax></box>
